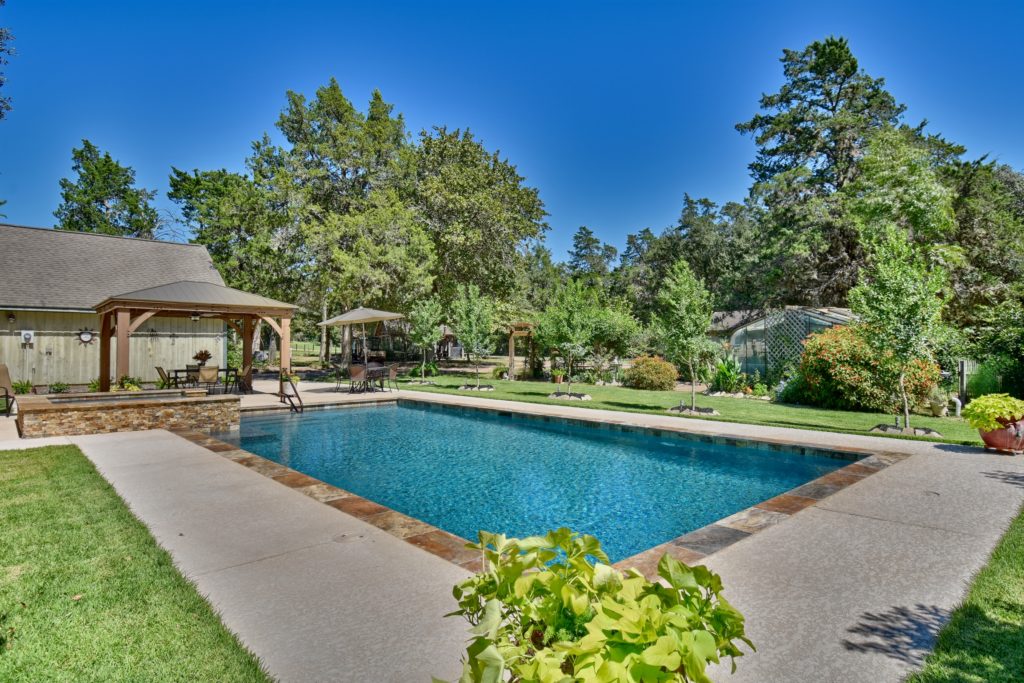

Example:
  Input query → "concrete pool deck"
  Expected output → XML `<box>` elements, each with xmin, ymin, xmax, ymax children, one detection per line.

<box><xmin>2</xmin><ymin>389</ymin><xmax>1023</xmax><ymax>682</ymax></box>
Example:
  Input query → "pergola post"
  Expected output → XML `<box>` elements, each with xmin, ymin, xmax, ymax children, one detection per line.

<box><xmin>99</xmin><ymin>312</ymin><xmax>112</xmax><ymax>392</ymax></box>
<box><xmin>242</xmin><ymin>315</ymin><xmax>254</xmax><ymax>389</ymax></box>
<box><xmin>280</xmin><ymin>317</ymin><xmax>291</xmax><ymax>372</ymax></box>
<box><xmin>115</xmin><ymin>309</ymin><xmax>131</xmax><ymax>382</ymax></box>
<box><xmin>508</xmin><ymin>331</ymin><xmax>516</xmax><ymax>381</ymax></box>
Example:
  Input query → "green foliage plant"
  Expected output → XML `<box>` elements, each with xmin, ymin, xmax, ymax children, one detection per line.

<box><xmin>623</xmin><ymin>356</ymin><xmax>677</xmax><ymax>391</ymax></box>
<box><xmin>47</xmin><ymin>381</ymin><xmax>70</xmax><ymax>394</ymax></box>
<box><xmin>709</xmin><ymin>358</ymin><xmax>746</xmax><ymax>394</ymax></box>
<box><xmin>536</xmin><ymin>280</ymin><xmax>598</xmax><ymax>397</ymax></box>
<box><xmin>442</xmin><ymin>529</ymin><xmax>751</xmax><ymax>683</ymax></box>
<box><xmin>115</xmin><ymin>375</ymin><xmax>143</xmax><ymax>392</ymax></box>
<box><xmin>87</xmin><ymin>377</ymin><xmax>101</xmax><ymax>392</ymax></box>
<box><xmin>655</xmin><ymin>259</ymin><xmax>718</xmax><ymax>410</ymax></box>
<box><xmin>962</xmin><ymin>394</ymin><xmax>1024</xmax><ymax>433</ymax></box>
<box><xmin>849</xmin><ymin>225</ymin><xmax>947</xmax><ymax>430</ymax></box>
<box><xmin>409</xmin><ymin>296</ymin><xmax>444</xmax><ymax>381</ymax></box>
<box><xmin>967</xmin><ymin>360</ymin><xmax>1005</xmax><ymax>399</ymax></box>
<box><xmin>450</xmin><ymin>284</ymin><xmax>496</xmax><ymax>388</ymax></box>
<box><xmin>12</xmin><ymin>379</ymin><xmax>33</xmax><ymax>394</ymax></box>
<box><xmin>491</xmin><ymin>364</ymin><xmax>508</xmax><ymax>379</ymax></box>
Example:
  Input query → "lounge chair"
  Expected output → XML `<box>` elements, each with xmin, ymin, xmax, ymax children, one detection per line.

<box><xmin>0</xmin><ymin>364</ymin><xmax>16</xmax><ymax>417</ymax></box>
<box><xmin>236</xmin><ymin>363</ymin><xmax>253</xmax><ymax>394</ymax></box>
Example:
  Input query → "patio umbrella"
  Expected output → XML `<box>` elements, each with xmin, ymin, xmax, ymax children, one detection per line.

<box><xmin>318</xmin><ymin>307</ymin><xmax>404</xmax><ymax>364</ymax></box>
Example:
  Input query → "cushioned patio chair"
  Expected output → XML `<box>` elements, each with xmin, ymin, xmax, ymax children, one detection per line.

<box><xmin>197</xmin><ymin>365</ymin><xmax>220</xmax><ymax>393</ymax></box>
<box><xmin>0</xmin><ymin>364</ymin><xmax>16</xmax><ymax>417</ymax></box>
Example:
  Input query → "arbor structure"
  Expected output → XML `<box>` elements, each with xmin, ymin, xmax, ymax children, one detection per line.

<box><xmin>655</xmin><ymin>259</ymin><xmax>717</xmax><ymax>410</ymax></box>
<box><xmin>55</xmin><ymin>140</ymin><xmax>160</xmax><ymax>238</ymax></box>
<box><xmin>849</xmin><ymin>226</ymin><xmax>946</xmax><ymax>430</ymax></box>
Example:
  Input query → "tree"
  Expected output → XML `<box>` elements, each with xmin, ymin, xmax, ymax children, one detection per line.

<box><xmin>848</xmin><ymin>226</ymin><xmax>946</xmax><ymax>430</ymax></box>
<box><xmin>736</xmin><ymin>37</ymin><xmax>907</xmax><ymax>305</ymax></box>
<box><xmin>55</xmin><ymin>140</ymin><xmax>160</xmax><ymax>238</ymax></box>
<box><xmin>450</xmin><ymin>284</ymin><xmax>495</xmax><ymax>388</ymax></box>
<box><xmin>655</xmin><ymin>259</ymin><xmax>717</xmax><ymax>410</ymax></box>
<box><xmin>416</xmin><ymin>127</ymin><xmax>547</xmax><ymax>302</ymax></box>
<box><xmin>567</xmin><ymin>226</ymin><xmax>617</xmax><ymax>288</ymax></box>
<box><xmin>407</xmin><ymin>296</ymin><xmax>443</xmax><ymax>381</ymax></box>
<box><xmin>0</xmin><ymin>0</ymin><xmax>13</xmax><ymax>120</ymax></box>
<box><xmin>536</xmin><ymin>280</ymin><xmax>598</xmax><ymax>397</ymax></box>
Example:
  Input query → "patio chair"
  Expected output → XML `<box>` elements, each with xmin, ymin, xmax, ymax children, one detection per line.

<box><xmin>197</xmin><ymin>365</ymin><xmax>220</xmax><ymax>393</ymax></box>
<box><xmin>236</xmin><ymin>363</ymin><xmax>253</xmax><ymax>394</ymax></box>
<box><xmin>183</xmin><ymin>364</ymin><xmax>200</xmax><ymax>388</ymax></box>
<box><xmin>155</xmin><ymin>366</ymin><xmax>177</xmax><ymax>389</ymax></box>
<box><xmin>0</xmin><ymin>364</ymin><xmax>15</xmax><ymax>417</ymax></box>
<box><xmin>349</xmin><ymin>364</ymin><xmax>367</xmax><ymax>393</ymax></box>
<box><xmin>386</xmin><ymin>364</ymin><xmax>399</xmax><ymax>391</ymax></box>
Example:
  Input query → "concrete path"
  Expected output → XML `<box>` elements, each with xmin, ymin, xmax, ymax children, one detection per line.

<box><xmin>69</xmin><ymin>429</ymin><xmax>469</xmax><ymax>683</ymax></box>
<box><xmin>5</xmin><ymin>391</ymin><xmax>1024</xmax><ymax>682</ymax></box>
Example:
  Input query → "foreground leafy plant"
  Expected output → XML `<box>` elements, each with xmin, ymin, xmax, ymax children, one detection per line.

<box><xmin>441</xmin><ymin>529</ymin><xmax>752</xmax><ymax>683</ymax></box>
<box><xmin>961</xmin><ymin>393</ymin><xmax>1024</xmax><ymax>432</ymax></box>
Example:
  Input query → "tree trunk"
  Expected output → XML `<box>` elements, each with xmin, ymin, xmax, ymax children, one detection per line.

<box><xmin>421</xmin><ymin>349</ymin><xmax>427</xmax><ymax>381</ymax></box>
<box><xmin>320</xmin><ymin>298</ymin><xmax>328</xmax><ymax>364</ymax></box>
<box><xmin>566</xmin><ymin>353</ymin><xmax>572</xmax><ymax>397</ymax></box>
<box><xmin>899</xmin><ymin>370</ymin><xmax>911</xmax><ymax>431</ymax></box>
<box><xmin>475</xmin><ymin>359</ymin><xmax>481</xmax><ymax>388</ymax></box>
<box><xmin>688</xmin><ymin>359</ymin><xmax>696</xmax><ymax>410</ymax></box>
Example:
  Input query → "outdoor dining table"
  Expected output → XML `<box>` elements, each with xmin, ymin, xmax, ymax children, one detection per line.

<box><xmin>172</xmin><ymin>367</ymin><xmax>239</xmax><ymax>393</ymax></box>
<box><xmin>349</xmin><ymin>363</ymin><xmax>389</xmax><ymax>393</ymax></box>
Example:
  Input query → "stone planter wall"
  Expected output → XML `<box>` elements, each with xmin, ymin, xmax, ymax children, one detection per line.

<box><xmin>17</xmin><ymin>392</ymin><xmax>239</xmax><ymax>438</ymax></box>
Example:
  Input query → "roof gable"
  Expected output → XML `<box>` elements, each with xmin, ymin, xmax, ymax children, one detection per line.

<box><xmin>0</xmin><ymin>224</ymin><xmax>225</xmax><ymax>311</ymax></box>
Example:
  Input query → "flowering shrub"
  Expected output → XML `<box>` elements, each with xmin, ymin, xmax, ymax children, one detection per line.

<box><xmin>624</xmin><ymin>356</ymin><xmax>678</xmax><ymax>391</ymax></box>
<box><xmin>785</xmin><ymin>325</ymin><xmax>939</xmax><ymax>413</ymax></box>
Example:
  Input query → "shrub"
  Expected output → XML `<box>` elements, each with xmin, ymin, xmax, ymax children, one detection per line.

<box><xmin>491</xmin><ymin>364</ymin><xmax>508</xmax><ymax>379</ymax></box>
<box><xmin>962</xmin><ymin>393</ymin><xmax>1024</xmax><ymax>432</ymax></box>
<box><xmin>48</xmin><ymin>381</ymin><xmax>70</xmax><ymax>394</ymax></box>
<box><xmin>967</xmin><ymin>359</ymin><xmax>1004</xmax><ymax>399</ymax></box>
<box><xmin>87</xmin><ymin>378</ymin><xmax>102</xmax><ymax>392</ymax></box>
<box><xmin>447</xmin><ymin>529</ymin><xmax>752</xmax><ymax>683</ymax></box>
<box><xmin>623</xmin><ymin>356</ymin><xmax>677</xmax><ymax>391</ymax></box>
<box><xmin>709</xmin><ymin>358</ymin><xmax>746</xmax><ymax>393</ymax></box>
<box><xmin>12</xmin><ymin>380</ymin><xmax>33</xmax><ymax>394</ymax></box>
<box><xmin>785</xmin><ymin>325</ymin><xmax>939</xmax><ymax>413</ymax></box>
<box><xmin>405</xmin><ymin>362</ymin><xmax>439</xmax><ymax>378</ymax></box>
<box><xmin>115</xmin><ymin>375</ymin><xmax>143</xmax><ymax>392</ymax></box>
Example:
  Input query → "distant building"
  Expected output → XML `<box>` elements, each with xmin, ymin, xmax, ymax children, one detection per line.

<box><xmin>0</xmin><ymin>224</ymin><xmax>226</xmax><ymax>388</ymax></box>
<box><xmin>709</xmin><ymin>307</ymin><xmax>855</xmax><ymax>376</ymax></box>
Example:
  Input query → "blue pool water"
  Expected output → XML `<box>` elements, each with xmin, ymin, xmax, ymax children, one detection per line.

<box><xmin>218</xmin><ymin>403</ymin><xmax>848</xmax><ymax>561</ymax></box>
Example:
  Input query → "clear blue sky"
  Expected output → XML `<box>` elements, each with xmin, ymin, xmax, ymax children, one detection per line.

<box><xmin>1</xmin><ymin>0</ymin><xmax>1021</xmax><ymax>260</ymax></box>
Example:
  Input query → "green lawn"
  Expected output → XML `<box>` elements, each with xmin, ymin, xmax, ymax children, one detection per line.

<box><xmin>0</xmin><ymin>446</ymin><xmax>269</xmax><ymax>682</ymax></box>
<box><xmin>398</xmin><ymin>373</ymin><xmax>982</xmax><ymax>445</ymax></box>
<box><xmin>907</xmin><ymin>502</ymin><xmax>1024</xmax><ymax>682</ymax></box>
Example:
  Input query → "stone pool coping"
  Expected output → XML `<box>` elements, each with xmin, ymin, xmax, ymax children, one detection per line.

<box><xmin>184</xmin><ymin>395</ymin><xmax>910</xmax><ymax>576</ymax></box>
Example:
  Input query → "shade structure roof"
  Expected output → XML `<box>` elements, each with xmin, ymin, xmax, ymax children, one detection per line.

<box><xmin>95</xmin><ymin>280</ymin><xmax>297</xmax><ymax>316</ymax></box>
<box><xmin>318</xmin><ymin>307</ymin><xmax>404</xmax><ymax>327</ymax></box>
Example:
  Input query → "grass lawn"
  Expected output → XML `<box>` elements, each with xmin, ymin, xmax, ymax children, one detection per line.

<box><xmin>397</xmin><ymin>372</ymin><xmax>982</xmax><ymax>445</ymax></box>
<box><xmin>0</xmin><ymin>446</ymin><xmax>269</xmax><ymax>682</ymax></box>
<box><xmin>907</xmin><ymin>502</ymin><xmax>1024</xmax><ymax>682</ymax></box>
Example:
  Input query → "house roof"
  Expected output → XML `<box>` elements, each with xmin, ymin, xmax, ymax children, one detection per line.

<box><xmin>710</xmin><ymin>306</ymin><xmax>855</xmax><ymax>334</ymax></box>
<box><xmin>0</xmin><ymin>223</ymin><xmax>225</xmax><ymax>312</ymax></box>
<box><xmin>96</xmin><ymin>280</ymin><xmax>296</xmax><ymax>313</ymax></box>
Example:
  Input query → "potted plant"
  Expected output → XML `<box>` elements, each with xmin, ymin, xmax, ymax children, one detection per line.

<box><xmin>927</xmin><ymin>386</ymin><xmax>950</xmax><ymax>417</ymax></box>
<box><xmin>551</xmin><ymin>368</ymin><xmax>565</xmax><ymax>385</ymax></box>
<box><xmin>280</xmin><ymin>371</ymin><xmax>300</xmax><ymax>395</ymax></box>
<box><xmin>962</xmin><ymin>393</ymin><xmax>1024</xmax><ymax>454</ymax></box>
<box><xmin>193</xmin><ymin>349</ymin><xmax>213</xmax><ymax>366</ymax></box>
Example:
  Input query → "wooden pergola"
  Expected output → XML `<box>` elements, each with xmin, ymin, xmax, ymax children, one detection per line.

<box><xmin>94</xmin><ymin>280</ymin><xmax>298</xmax><ymax>392</ymax></box>
<box><xmin>507</xmin><ymin>321</ymin><xmax>534</xmax><ymax>381</ymax></box>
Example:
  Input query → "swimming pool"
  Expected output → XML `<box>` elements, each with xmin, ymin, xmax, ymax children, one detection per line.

<box><xmin>217</xmin><ymin>402</ymin><xmax>850</xmax><ymax>561</ymax></box>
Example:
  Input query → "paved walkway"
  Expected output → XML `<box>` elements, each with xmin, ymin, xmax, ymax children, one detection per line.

<box><xmin>3</xmin><ymin>390</ymin><xmax>1023</xmax><ymax>682</ymax></box>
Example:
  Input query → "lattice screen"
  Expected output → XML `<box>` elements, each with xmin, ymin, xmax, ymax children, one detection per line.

<box><xmin>764</xmin><ymin>309</ymin><xmax>811</xmax><ymax>373</ymax></box>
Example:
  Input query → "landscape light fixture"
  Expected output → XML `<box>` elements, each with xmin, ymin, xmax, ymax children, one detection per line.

<box><xmin>190</xmin><ymin>312</ymin><xmax>200</xmax><ymax>322</ymax></box>
<box><xmin>6</xmin><ymin>312</ymin><xmax>15</xmax><ymax>324</ymax></box>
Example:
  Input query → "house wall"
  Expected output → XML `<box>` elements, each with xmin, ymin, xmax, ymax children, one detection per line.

<box><xmin>0</xmin><ymin>311</ymin><xmax>226</xmax><ymax>387</ymax></box>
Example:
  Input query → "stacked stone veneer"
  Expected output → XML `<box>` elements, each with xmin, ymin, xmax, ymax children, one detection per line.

<box><xmin>17</xmin><ymin>392</ymin><xmax>239</xmax><ymax>438</ymax></box>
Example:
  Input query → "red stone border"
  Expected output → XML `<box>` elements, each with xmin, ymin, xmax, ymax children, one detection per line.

<box><xmin>174</xmin><ymin>404</ymin><xmax>910</xmax><ymax>578</ymax></box>
<box><xmin>173</xmin><ymin>429</ymin><xmax>484</xmax><ymax>573</ymax></box>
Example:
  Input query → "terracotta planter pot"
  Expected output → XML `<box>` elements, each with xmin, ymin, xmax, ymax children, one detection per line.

<box><xmin>979</xmin><ymin>419</ymin><xmax>1024</xmax><ymax>454</ymax></box>
<box><xmin>553</xmin><ymin>375</ymin><xmax>564</xmax><ymax>384</ymax></box>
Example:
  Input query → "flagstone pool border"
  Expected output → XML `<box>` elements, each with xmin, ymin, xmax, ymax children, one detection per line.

<box><xmin>175</xmin><ymin>396</ymin><xmax>910</xmax><ymax>577</ymax></box>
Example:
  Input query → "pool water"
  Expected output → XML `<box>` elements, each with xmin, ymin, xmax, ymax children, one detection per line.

<box><xmin>218</xmin><ymin>403</ymin><xmax>848</xmax><ymax>561</ymax></box>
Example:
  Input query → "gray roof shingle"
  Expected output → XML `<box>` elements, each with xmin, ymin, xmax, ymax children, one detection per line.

<box><xmin>0</xmin><ymin>224</ymin><xmax>225</xmax><ymax>311</ymax></box>
<box><xmin>99</xmin><ymin>280</ymin><xmax>295</xmax><ymax>310</ymax></box>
